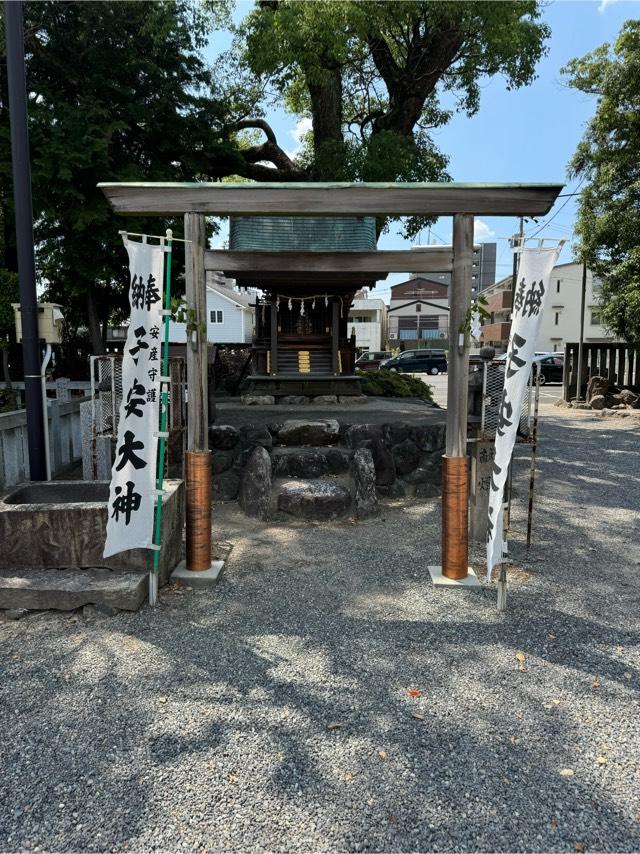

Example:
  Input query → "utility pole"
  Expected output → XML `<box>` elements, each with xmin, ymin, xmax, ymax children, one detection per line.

<box><xmin>510</xmin><ymin>216</ymin><xmax>524</xmax><ymax>299</ymax></box>
<box><xmin>575</xmin><ymin>260</ymin><xmax>587</xmax><ymax>400</ymax></box>
<box><xmin>4</xmin><ymin>0</ymin><xmax>47</xmax><ymax>480</ymax></box>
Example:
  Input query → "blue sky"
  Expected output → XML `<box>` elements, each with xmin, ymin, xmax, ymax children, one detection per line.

<box><xmin>206</xmin><ymin>0</ymin><xmax>639</xmax><ymax>300</ymax></box>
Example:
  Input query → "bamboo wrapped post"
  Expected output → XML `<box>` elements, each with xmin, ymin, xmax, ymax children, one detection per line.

<box><xmin>184</xmin><ymin>212</ymin><xmax>212</xmax><ymax>572</ymax></box>
<box><xmin>442</xmin><ymin>214</ymin><xmax>474</xmax><ymax>579</ymax></box>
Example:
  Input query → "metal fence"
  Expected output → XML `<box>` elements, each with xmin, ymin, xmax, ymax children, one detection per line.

<box><xmin>85</xmin><ymin>355</ymin><xmax>186</xmax><ymax>479</ymax></box>
<box><xmin>480</xmin><ymin>360</ymin><xmax>533</xmax><ymax>438</ymax></box>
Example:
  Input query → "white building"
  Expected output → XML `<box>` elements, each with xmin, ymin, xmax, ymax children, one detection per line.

<box><xmin>480</xmin><ymin>261</ymin><xmax>613</xmax><ymax>353</ymax></box>
<box><xmin>347</xmin><ymin>295</ymin><xmax>388</xmax><ymax>352</ymax></box>
<box><xmin>169</xmin><ymin>271</ymin><xmax>254</xmax><ymax>345</ymax></box>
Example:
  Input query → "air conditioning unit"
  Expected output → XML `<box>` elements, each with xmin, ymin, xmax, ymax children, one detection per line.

<box><xmin>389</xmin><ymin>332</ymin><xmax>397</xmax><ymax>340</ymax></box>
<box><xmin>438</xmin><ymin>332</ymin><xmax>446</xmax><ymax>339</ymax></box>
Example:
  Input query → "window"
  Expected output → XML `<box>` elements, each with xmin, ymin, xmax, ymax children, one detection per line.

<box><xmin>556</xmin><ymin>280</ymin><xmax>561</xmax><ymax>294</ymax></box>
<box><xmin>555</xmin><ymin>312</ymin><xmax>559</xmax><ymax>326</ymax></box>
<box><xmin>210</xmin><ymin>310</ymin><xmax>223</xmax><ymax>324</ymax></box>
<box><xmin>591</xmin><ymin>309</ymin><xmax>602</xmax><ymax>325</ymax></box>
<box><xmin>553</xmin><ymin>343</ymin><xmax>558</xmax><ymax>352</ymax></box>
<box><xmin>415</xmin><ymin>303</ymin><xmax>422</xmax><ymax>313</ymax></box>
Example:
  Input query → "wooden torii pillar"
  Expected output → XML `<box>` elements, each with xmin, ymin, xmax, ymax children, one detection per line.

<box><xmin>98</xmin><ymin>181</ymin><xmax>563</xmax><ymax>586</ymax></box>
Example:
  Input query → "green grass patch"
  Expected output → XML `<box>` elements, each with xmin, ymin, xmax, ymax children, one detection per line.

<box><xmin>356</xmin><ymin>369</ymin><xmax>434</xmax><ymax>402</ymax></box>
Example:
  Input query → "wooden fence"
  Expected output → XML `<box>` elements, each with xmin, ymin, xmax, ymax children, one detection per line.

<box><xmin>563</xmin><ymin>342</ymin><xmax>640</xmax><ymax>401</ymax></box>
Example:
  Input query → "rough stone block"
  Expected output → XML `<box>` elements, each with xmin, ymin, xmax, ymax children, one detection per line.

<box><xmin>0</xmin><ymin>567</ymin><xmax>147</xmax><ymax>612</ymax></box>
<box><xmin>391</xmin><ymin>439</ymin><xmax>421</xmax><ymax>476</ymax></box>
<box><xmin>272</xmin><ymin>450</ymin><xmax>329</xmax><ymax>479</ymax></box>
<box><xmin>325</xmin><ymin>448</ymin><xmax>352</xmax><ymax>474</ymax></box>
<box><xmin>239</xmin><ymin>446</ymin><xmax>272</xmax><ymax>520</ymax></box>
<box><xmin>241</xmin><ymin>394</ymin><xmax>275</xmax><ymax>406</ymax></box>
<box><xmin>209</xmin><ymin>424</ymin><xmax>240</xmax><ymax>450</ymax></box>
<box><xmin>277</xmin><ymin>480</ymin><xmax>351</xmax><ymax>520</ymax></box>
<box><xmin>312</xmin><ymin>395</ymin><xmax>338</xmax><ymax>405</ymax></box>
<box><xmin>213</xmin><ymin>469</ymin><xmax>241</xmax><ymax>501</ymax></box>
<box><xmin>278</xmin><ymin>396</ymin><xmax>309</xmax><ymax>405</ymax></box>
<box><xmin>338</xmin><ymin>395</ymin><xmax>368</xmax><ymax>405</ymax></box>
<box><xmin>212</xmin><ymin>450</ymin><xmax>236</xmax><ymax>474</ymax></box>
<box><xmin>351</xmin><ymin>448</ymin><xmax>379</xmax><ymax>520</ymax></box>
<box><xmin>276</xmin><ymin>419</ymin><xmax>340</xmax><ymax>446</ymax></box>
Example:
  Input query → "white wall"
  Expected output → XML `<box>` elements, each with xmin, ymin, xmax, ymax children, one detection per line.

<box><xmin>348</xmin><ymin>298</ymin><xmax>386</xmax><ymax>350</ymax></box>
<box><xmin>538</xmin><ymin>263</ymin><xmax>609</xmax><ymax>353</ymax></box>
<box><xmin>169</xmin><ymin>288</ymin><xmax>253</xmax><ymax>345</ymax></box>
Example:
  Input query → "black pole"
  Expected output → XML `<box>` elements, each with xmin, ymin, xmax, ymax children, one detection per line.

<box><xmin>4</xmin><ymin>0</ymin><xmax>47</xmax><ymax>480</ymax></box>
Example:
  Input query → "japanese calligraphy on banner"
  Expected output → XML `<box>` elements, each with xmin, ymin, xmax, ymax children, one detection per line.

<box><xmin>103</xmin><ymin>237</ymin><xmax>164</xmax><ymax>558</ymax></box>
<box><xmin>486</xmin><ymin>246</ymin><xmax>561</xmax><ymax>579</ymax></box>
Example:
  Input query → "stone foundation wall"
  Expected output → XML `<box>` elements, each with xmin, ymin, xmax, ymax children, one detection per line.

<box><xmin>210</xmin><ymin>418</ymin><xmax>445</xmax><ymax>520</ymax></box>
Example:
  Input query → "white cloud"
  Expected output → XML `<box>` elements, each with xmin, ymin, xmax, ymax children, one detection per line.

<box><xmin>474</xmin><ymin>219</ymin><xmax>495</xmax><ymax>241</ymax></box>
<box><xmin>598</xmin><ymin>0</ymin><xmax>621</xmax><ymax>12</ymax></box>
<box><xmin>285</xmin><ymin>117</ymin><xmax>313</xmax><ymax>160</ymax></box>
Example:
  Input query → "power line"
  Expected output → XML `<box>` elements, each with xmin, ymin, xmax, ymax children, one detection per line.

<box><xmin>525</xmin><ymin>178</ymin><xmax>585</xmax><ymax>240</ymax></box>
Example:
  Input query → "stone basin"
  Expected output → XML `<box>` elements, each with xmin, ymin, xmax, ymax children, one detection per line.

<box><xmin>0</xmin><ymin>479</ymin><xmax>184</xmax><ymax>583</ymax></box>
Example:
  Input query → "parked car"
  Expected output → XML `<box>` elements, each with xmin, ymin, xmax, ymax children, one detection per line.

<box><xmin>532</xmin><ymin>354</ymin><xmax>564</xmax><ymax>385</ymax></box>
<box><xmin>355</xmin><ymin>350</ymin><xmax>392</xmax><ymax>371</ymax></box>
<box><xmin>382</xmin><ymin>350</ymin><xmax>448</xmax><ymax>375</ymax></box>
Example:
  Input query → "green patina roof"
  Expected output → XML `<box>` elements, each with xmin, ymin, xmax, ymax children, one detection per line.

<box><xmin>229</xmin><ymin>216</ymin><xmax>377</xmax><ymax>252</ymax></box>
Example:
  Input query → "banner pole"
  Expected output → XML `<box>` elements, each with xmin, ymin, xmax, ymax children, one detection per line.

<box><xmin>150</xmin><ymin>229</ymin><xmax>173</xmax><ymax>606</ymax></box>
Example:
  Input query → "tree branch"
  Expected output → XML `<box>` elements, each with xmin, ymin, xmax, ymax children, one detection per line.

<box><xmin>229</xmin><ymin>118</ymin><xmax>307</xmax><ymax>180</ymax></box>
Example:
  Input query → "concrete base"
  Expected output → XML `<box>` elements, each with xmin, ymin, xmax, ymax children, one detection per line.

<box><xmin>428</xmin><ymin>565</ymin><xmax>481</xmax><ymax>589</ymax></box>
<box><xmin>171</xmin><ymin>560</ymin><xmax>224</xmax><ymax>589</ymax></box>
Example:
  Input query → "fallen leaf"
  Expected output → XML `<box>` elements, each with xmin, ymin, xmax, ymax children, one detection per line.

<box><xmin>616</xmin><ymin>645</ymin><xmax>624</xmax><ymax>654</ymax></box>
<box><xmin>326</xmin><ymin>721</ymin><xmax>343</xmax><ymax>730</ymax></box>
<box><xmin>548</xmin><ymin>633</ymin><xmax>556</xmax><ymax>639</ymax></box>
<box><xmin>595</xmin><ymin>755</ymin><xmax>607</xmax><ymax>765</ymax></box>
<box><xmin>550</xmin><ymin>817</ymin><xmax>558</xmax><ymax>831</ymax></box>
<box><xmin>592</xmin><ymin>676</ymin><xmax>601</xmax><ymax>688</ymax></box>
<box><xmin>509</xmin><ymin>736</ymin><xmax>519</xmax><ymax>745</ymax></box>
<box><xmin>411</xmin><ymin>712</ymin><xmax>425</xmax><ymax>721</ymax></box>
<box><xmin>575</xmin><ymin>842</ymin><xmax>584</xmax><ymax>852</ymax></box>
<box><xmin>377</xmin><ymin>750</ymin><xmax>387</xmax><ymax>759</ymax></box>
<box><xmin>23</xmin><ymin>805</ymin><xmax>31</xmax><ymax>813</ymax></box>
<box><xmin>518</xmin><ymin>664</ymin><xmax>527</xmax><ymax>672</ymax></box>
<box><xmin>551</xmin><ymin>699</ymin><xmax>560</xmax><ymax>705</ymax></box>
<box><xmin>227</xmin><ymin>774</ymin><xmax>238</xmax><ymax>784</ymax></box>
<box><xmin>407</xmin><ymin>689</ymin><xmax>423</xmax><ymax>698</ymax></box>
<box><xmin>63</xmin><ymin>673</ymin><xmax>71</xmax><ymax>682</ymax></box>
<box><xmin>342</xmin><ymin>771</ymin><xmax>357</xmax><ymax>782</ymax></box>
<box><xmin>158</xmin><ymin>696</ymin><xmax>168</xmax><ymax>704</ymax></box>
<box><xmin>515</xmin><ymin>651</ymin><xmax>526</xmax><ymax>662</ymax></box>
<box><xmin>623</xmin><ymin>671</ymin><xmax>632</xmax><ymax>680</ymax></box>
<box><xmin>560</xmin><ymin>768</ymin><xmax>574</xmax><ymax>777</ymax></box>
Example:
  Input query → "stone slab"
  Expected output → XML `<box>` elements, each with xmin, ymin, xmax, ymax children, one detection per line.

<box><xmin>427</xmin><ymin>566</ymin><xmax>482</xmax><ymax>589</ymax></box>
<box><xmin>171</xmin><ymin>560</ymin><xmax>224</xmax><ymax>588</ymax></box>
<box><xmin>0</xmin><ymin>567</ymin><xmax>147</xmax><ymax>612</ymax></box>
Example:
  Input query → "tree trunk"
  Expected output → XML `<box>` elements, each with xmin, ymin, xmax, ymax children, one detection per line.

<box><xmin>86</xmin><ymin>286</ymin><xmax>105</xmax><ymax>355</ymax></box>
<box><xmin>308</xmin><ymin>64</ymin><xmax>343</xmax><ymax>176</ymax></box>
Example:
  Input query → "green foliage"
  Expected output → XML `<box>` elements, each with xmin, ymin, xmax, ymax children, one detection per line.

<box><xmin>0</xmin><ymin>1</ymin><xmax>241</xmax><ymax>351</ymax></box>
<box><xmin>564</xmin><ymin>21</ymin><xmax>640</xmax><ymax>344</ymax></box>
<box><xmin>230</xmin><ymin>0</ymin><xmax>549</xmax><ymax>234</ymax></box>
<box><xmin>357</xmin><ymin>368</ymin><xmax>433</xmax><ymax>402</ymax></box>
<box><xmin>0</xmin><ymin>269</ymin><xmax>18</xmax><ymax>336</ymax></box>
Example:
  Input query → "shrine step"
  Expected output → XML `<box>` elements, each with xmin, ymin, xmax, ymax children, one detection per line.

<box><xmin>0</xmin><ymin>567</ymin><xmax>147</xmax><ymax>613</ymax></box>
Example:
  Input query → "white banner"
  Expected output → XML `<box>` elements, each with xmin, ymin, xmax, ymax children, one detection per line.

<box><xmin>103</xmin><ymin>237</ymin><xmax>164</xmax><ymax>558</ymax></box>
<box><xmin>486</xmin><ymin>246</ymin><xmax>561</xmax><ymax>579</ymax></box>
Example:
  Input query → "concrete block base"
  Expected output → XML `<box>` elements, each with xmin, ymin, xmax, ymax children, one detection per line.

<box><xmin>171</xmin><ymin>560</ymin><xmax>224</xmax><ymax>589</ymax></box>
<box><xmin>428</xmin><ymin>565</ymin><xmax>482</xmax><ymax>589</ymax></box>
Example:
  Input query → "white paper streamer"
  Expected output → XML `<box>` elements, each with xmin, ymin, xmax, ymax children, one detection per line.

<box><xmin>486</xmin><ymin>246</ymin><xmax>561</xmax><ymax>579</ymax></box>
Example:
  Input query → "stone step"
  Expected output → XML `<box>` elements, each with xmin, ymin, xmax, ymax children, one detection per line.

<box><xmin>272</xmin><ymin>446</ymin><xmax>352</xmax><ymax>478</ymax></box>
<box><xmin>0</xmin><ymin>567</ymin><xmax>147</xmax><ymax>613</ymax></box>
<box><xmin>276</xmin><ymin>478</ymin><xmax>352</xmax><ymax>520</ymax></box>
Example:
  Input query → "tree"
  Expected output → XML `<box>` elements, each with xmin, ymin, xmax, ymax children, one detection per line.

<box><xmin>564</xmin><ymin>21</ymin><xmax>640</xmax><ymax>345</ymax></box>
<box><xmin>0</xmin><ymin>1</ymin><xmax>240</xmax><ymax>354</ymax></box>
<box><xmin>225</xmin><ymin>0</ymin><xmax>550</xmax><ymax>234</ymax></box>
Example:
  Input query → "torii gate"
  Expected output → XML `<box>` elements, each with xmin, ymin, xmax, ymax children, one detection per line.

<box><xmin>99</xmin><ymin>181</ymin><xmax>563</xmax><ymax>583</ymax></box>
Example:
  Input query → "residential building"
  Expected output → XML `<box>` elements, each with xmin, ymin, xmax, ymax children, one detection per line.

<box><xmin>347</xmin><ymin>293</ymin><xmax>388</xmax><ymax>352</ymax></box>
<box><xmin>479</xmin><ymin>261</ymin><xmax>614</xmax><ymax>353</ymax></box>
<box><xmin>411</xmin><ymin>242</ymin><xmax>497</xmax><ymax>293</ymax></box>
<box><xmin>169</xmin><ymin>271</ymin><xmax>254</xmax><ymax>346</ymax></box>
<box><xmin>388</xmin><ymin>277</ymin><xmax>449</xmax><ymax>347</ymax></box>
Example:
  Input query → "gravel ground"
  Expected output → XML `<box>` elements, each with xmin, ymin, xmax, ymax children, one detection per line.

<box><xmin>1</xmin><ymin>409</ymin><xmax>639</xmax><ymax>853</ymax></box>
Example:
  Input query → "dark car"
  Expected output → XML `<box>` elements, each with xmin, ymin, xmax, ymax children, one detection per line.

<box><xmin>355</xmin><ymin>350</ymin><xmax>392</xmax><ymax>371</ymax></box>
<box><xmin>382</xmin><ymin>350</ymin><xmax>448</xmax><ymax>375</ymax></box>
<box><xmin>533</xmin><ymin>354</ymin><xmax>564</xmax><ymax>385</ymax></box>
